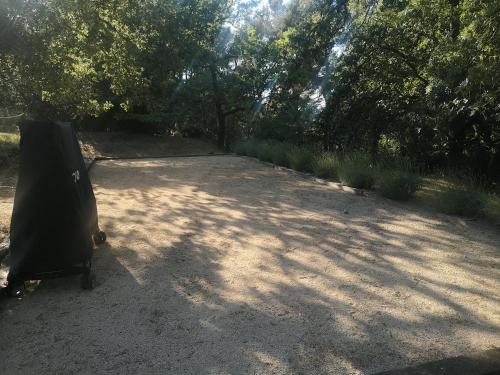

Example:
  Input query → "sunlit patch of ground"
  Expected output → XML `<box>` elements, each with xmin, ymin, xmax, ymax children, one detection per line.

<box><xmin>0</xmin><ymin>132</ymin><xmax>220</xmax><ymax>242</ymax></box>
<box><xmin>1</xmin><ymin>156</ymin><xmax>498</xmax><ymax>374</ymax></box>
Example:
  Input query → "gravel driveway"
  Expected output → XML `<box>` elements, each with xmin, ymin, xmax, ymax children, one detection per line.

<box><xmin>1</xmin><ymin>156</ymin><xmax>499</xmax><ymax>374</ymax></box>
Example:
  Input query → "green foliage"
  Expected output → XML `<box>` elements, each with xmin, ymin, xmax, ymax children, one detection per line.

<box><xmin>0</xmin><ymin>133</ymin><xmax>19</xmax><ymax>168</ymax></box>
<box><xmin>313</xmin><ymin>153</ymin><xmax>339</xmax><ymax>179</ymax></box>
<box><xmin>233</xmin><ymin>139</ymin><xmax>261</xmax><ymax>157</ymax></box>
<box><xmin>245</xmin><ymin>139</ymin><xmax>259</xmax><ymax>158</ymax></box>
<box><xmin>377</xmin><ymin>170</ymin><xmax>421</xmax><ymax>201</ymax></box>
<box><xmin>1</xmin><ymin>0</ymin><xmax>498</xmax><ymax>183</ymax></box>
<box><xmin>234</xmin><ymin>140</ymin><xmax>248</xmax><ymax>156</ymax></box>
<box><xmin>287</xmin><ymin>147</ymin><xmax>315</xmax><ymax>173</ymax></box>
<box><xmin>376</xmin><ymin>152</ymin><xmax>417</xmax><ymax>173</ymax></box>
<box><xmin>256</xmin><ymin>142</ymin><xmax>274</xmax><ymax>162</ymax></box>
<box><xmin>320</xmin><ymin>0</ymin><xmax>500</xmax><ymax>181</ymax></box>
<box><xmin>271</xmin><ymin>143</ymin><xmax>291</xmax><ymax>167</ymax></box>
<box><xmin>338</xmin><ymin>155</ymin><xmax>375</xmax><ymax>189</ymax></box>
<box><xmin>435</xmin><ymin>187</ymin><xmax>485</xmax><ymax>217</ymax></box>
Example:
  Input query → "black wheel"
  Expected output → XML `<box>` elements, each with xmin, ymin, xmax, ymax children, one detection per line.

<box><xmin>81</xmin><ymin>271</ymin><xmax>96</xmax><ymax>290</ymax></box>
<box><xmin>8</xmin><ymin>281</ymin><xmax>25</xmax><ymax>298</ymax></box>
<box><xmin>93</xmin><ymin>230</ymin><xmax>106</xmax><ymax>245</ymax></box>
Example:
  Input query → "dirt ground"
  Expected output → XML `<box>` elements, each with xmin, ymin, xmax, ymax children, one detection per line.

<box><xmin>0</xmin><ymin>131</ymin><xmax>221</xmax><ymax>242</ymax></box>
<box><xmin>0</xmin><ymin>156</ymin><xmax>499</xmax><ymax>374</ymax></box>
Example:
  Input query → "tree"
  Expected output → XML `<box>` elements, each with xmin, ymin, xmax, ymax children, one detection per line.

<box><xmin>1</xmin><ymin>0</ymin><xmax>498</xmax><ymax>178</ymax></box>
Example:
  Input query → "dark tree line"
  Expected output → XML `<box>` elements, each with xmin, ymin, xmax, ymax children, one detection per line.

<box><xmin>1</xmin><ymin>0</ymin><xmax>499</xmax><ymax>179</ymax></box>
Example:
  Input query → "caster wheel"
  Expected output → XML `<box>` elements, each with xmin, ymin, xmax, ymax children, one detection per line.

<box><xmin>8</xmin><ymin>281</ymin><xmax>25</xmax><ymax>298</ymax></box>
<box><xmin>93</xmin><ymin>231</ymin><xmax>106</xmax><ymax>245</ymax></box>
<box><xmin>81</xmin><ymin>272</ymin><xmax>96</xmax><ymax>290</ymax></box>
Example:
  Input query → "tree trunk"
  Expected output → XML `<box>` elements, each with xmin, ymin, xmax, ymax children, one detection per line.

<box><xmin>209</xmin><ymin>64</ymin><xmax>226</xmax><ymax>150</ymax></box>
<box><xmin>447</xmin><ymin>113</ymin><xmax>468</xmax><ymax>167</ymax></box>
<box><xmin>448</xmin><ymin>0</ymin><xmax>460</xmax><ymax>39</ymax></box>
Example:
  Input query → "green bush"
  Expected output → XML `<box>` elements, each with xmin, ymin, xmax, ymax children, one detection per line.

<box><xmin>338</xmin><ymin>154</ymin><xmax>375</xmax><ymax>189</ymax></box>
<box><xmin>435</xmin><ymin>187</ymin><xmax>485</xmax><ymax>217</ymax></box>
<box><xmin>313</xmin><ymin>153</ymin><xmax>339</xmax><ymax>179</ymax></box>
<box><xmin>234</xmin><ymin>140</ymin><xmax>248</xmax><ymax>155</ymax></box>
<box><xmin>0</xmin><ymin>133</ymin><xmax>19</xmax><ymax>168</ymax></box>
<box><xmin>245</xmin><ymin>139</ymin><xmax>259</xmax><ymax>158</ymax></box>
<box><xmin>256</xmin><ymin>142</ymin><xmax>274</xmax><ymax>162</ymax></box>
<box><xmin>271</xmin><ymin>143</ymin><xmax>291</xmax><ymax>167</ymax></box>
<box><xmin>287</xmin><ymin>147</ymin><xmax>315</xmax><ymax>173</ymax></box>
<box><xmin>377</xmin><ymin>153</ymin><xmax>415</xmax><ymax>172</ymax></box>
<box><xmin>378</xmin><ymin>170</ymin><xmax>421</xmax><ymax>201</ymax></box>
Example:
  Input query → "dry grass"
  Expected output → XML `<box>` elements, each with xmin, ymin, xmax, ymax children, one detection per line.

<box><xmin>416</xmin><ymin>176</ymin><xmax>500</xmax><ymax>225</ymax></box>
<box><xmin>0</xmin><ymin>132</ymin><xmax>20</xmax><ymax>177</ymax></box>
<box><xmin>0</xmin><ymin>132</ymin><xmax>19</xmax><ymax>240</ymax></box>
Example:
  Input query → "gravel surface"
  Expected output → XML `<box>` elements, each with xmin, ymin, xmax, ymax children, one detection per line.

<box><xmin>0</xmin><ymin>156</ymin><xmax>499</xmax><ymax>374</ymax></box>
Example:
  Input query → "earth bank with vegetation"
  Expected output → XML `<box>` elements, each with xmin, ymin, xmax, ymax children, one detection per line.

<box><xmin>235</xmin><ymin>138</ymin><xmax>500</xmax><ymax>224</ymax></box>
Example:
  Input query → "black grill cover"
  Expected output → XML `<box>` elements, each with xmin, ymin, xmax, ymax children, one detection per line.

<box><xmin>8</xmin><ymin>121</ymin><xmax>98</xmax><ymax>282</ymax></box>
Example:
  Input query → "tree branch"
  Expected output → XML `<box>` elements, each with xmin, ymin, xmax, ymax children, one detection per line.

<box><xmin>379</xmin><ymin>44</ymin><xmax>429</xmax><ymax>85</ymax></box>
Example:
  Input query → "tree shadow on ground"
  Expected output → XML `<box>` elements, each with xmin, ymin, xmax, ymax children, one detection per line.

<box><xmin>0</xmin><ymin>156</ymin><xmax>499</xmax><ymax>374</ymax></box>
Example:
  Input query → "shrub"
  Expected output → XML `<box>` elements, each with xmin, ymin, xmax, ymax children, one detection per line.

<box><xmin>376</xmin><ymin>149</ymin><xmax>416</xmax><ymax>172</ymax></box>
<box><xmin>234</xmin><ymin>140</ymin><xmax>248</xmax><ymax>155</ymax></box>
<box><xmin>271</xmin><ymin>143</ymin><xmax>291</xmax><ymax>167</ymax></box>
<box><xmin>245</xmin><ymin>139</ymin><xmax>259</xmax><ymax>158</ymax></box>
<box><xmin>378</xmin><ymin>170</ymin><xmax>421</xmax><ymax>201</ymax></box>
<box><xmin>338</xmin><ymin>154</ymin><xmax>375</xmax><ymax>189</ymax></box>
<box><xmin>435</xmin><ymin>187</ymin><xmax>485</xmax><ymax>217</ymax></box>
<box><xmin>256</xmin><ymin>142</ymin><xmax>274</xmax><ymax>162</ymax></box>
<box><xmin>313</xmin><ymin>153</ymin><xmax>339</xmax><ymax>179</ymax></box>
<box><xmin>287</xmin><ymin>147</ymin><xmax>315</xmax><ymax>173</ymax></box>
<box><xmin>0</xmin><ymin>133</ymin><xmax>19</xmax><ymax>168</ymax></box>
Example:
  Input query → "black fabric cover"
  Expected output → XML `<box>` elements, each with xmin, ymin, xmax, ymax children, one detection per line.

<box><xmin>8</xmin><ymin>121</ymin><xmax>98</xmax><ymax>282</ymax></box>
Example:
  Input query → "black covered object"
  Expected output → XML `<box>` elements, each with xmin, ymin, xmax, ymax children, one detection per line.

<box><xmin>8</xmin><ymin>121</ymin><xmax>102</xmax><ymax>284</ymax></box>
